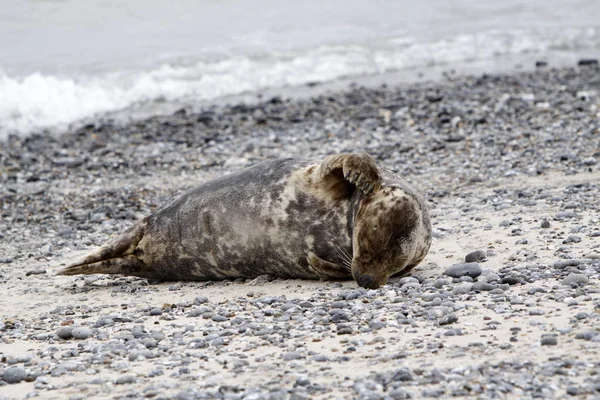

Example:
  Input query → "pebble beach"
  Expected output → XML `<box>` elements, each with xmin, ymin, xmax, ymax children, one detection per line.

<box><xmin>1</xmin><ymin>64</ymin><xmax>600</xmax><ymax>399</ymax></box>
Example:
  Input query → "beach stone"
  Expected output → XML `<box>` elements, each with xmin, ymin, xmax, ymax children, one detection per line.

<box><xmin>129</xmin><ymin>350</ymin><xmax>154</xmax><ymax>361</ymax></box>
<box><xmin>116</xmin><ymin>374</ymin><xmax>136</xmax><ymax>384</ymax></box>
<box><xmin>71</xmin><ymin>327</ymin><xmax>93</xmax><ymax>340</ymax></box>
<box><xmin>575</xmin><ymin>312</ymin><xmax>588</xmax><ymax>320</ymax></box>
<box><xmin>562</xmin><ymin>273</ymin><xmax>588</xmax><ymax>286</ymax></box>
<box><xmin>472</xmin><ymin>282</ymin><xmax>496</xmax><ymax>291</ymax></box>
<box><xmin>541</xmin><ymin>336</ymin><xmax>558</xmax><ymax>346</ymax></box>
<box><xmin>3</xmin><ymin>367</ymin><xmax>27</xmax><ymax>384</ymax></box>
<box><xmin>444</xmin><ymin>263</ymin><xmax>482</xmax><ymax>279</ymax></box>
<box><xmin>25</xmin><ymin>269</ymin><xmax>46</xmax><ymax>276</ymax></box>
<box><xmin>465</xmin><ymin>250</ymin><xmax>486</xmax><ymax>263</ymax></box>
<box><xmin>541</xmin><ymin>220</ymin><xmax>551</xmax><ymax>228</ymax></box>
<box><xmin>553</xmin><ymin>259</ymin><xmax>583</xmax><ymax>269</ymax></box>
<box><xmin>562</xmin><ymin>235</ymin><xmax>582</xmax><ymax>244</ymax></box>
<box><xmin>575</xmin><ymin>331</ymin><xmax>599</xmax><ymax>341</ymax></box>
<box><xmin>56</xmin><ymin>326</ymin><xmax>74</xmax><ymax>339</ymax></box>
<box><xmin>438</xmin><ymin>314</ymin><xmax>458</xmax><ymax>326</ymax></box>
<box><xmin>149</xmin><ymin>308</ymin><xmax>162</xmax><ymax>316</ymax></box>
<box><xmin>452</xmin><ymin>283</ymin><xmax>473</xmax><ymax>295</ymax></box>
<box><xmin>282</xmin><ymin>352</ymin><xmax>303</xmax><ymax>361</ymax></box>
<box><xmin>555</xmin><ymin>210</ymin><xmax>577</xmax><ymax>219</ymax></box>
<box><xmin>194</xmin><ymin>296</ymin><xmax>209</xmax><ymax>304</ymax></box>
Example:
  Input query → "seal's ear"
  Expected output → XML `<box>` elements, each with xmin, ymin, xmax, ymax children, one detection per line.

<box><xmin>315</xmin><ymin>153</ymin><xmax>382</xmax><ymax>199</ymax></box>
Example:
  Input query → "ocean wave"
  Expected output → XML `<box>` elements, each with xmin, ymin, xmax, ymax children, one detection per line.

<box><xmin>1</xmin><ymin>27</ymin><xmax>598</xmax><ymax>138</ymax></box>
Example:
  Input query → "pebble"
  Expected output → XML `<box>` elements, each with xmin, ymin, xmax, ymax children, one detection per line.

<box><xmin>116</xmin><ymin>374</ymin><xmax>136</xmax><ymax>384</ymax></box>
<box><xmin>465</xmin><ymin>250</ymin><xmax>486</xmax><ymax>263</ymax></box>
<box><xmin>282</xmin><ymin>352</ymin><xmax>303</xmax><ymax>361</ymax></box>
<box><xmin>444</xmin><ymin>263</ymin><xmax>482</xmax><ymax>279</ymax></box>
<box><xmin>71</xmin><ymin>327</ymin><xmax>93</xmax><ymax>340</ymax></box>
<box><xmin>541</xmin><ymin>336</ymin><xmax>558</xmax><ymax>346</ymax></box>
<box><xmin>56</xmin><ymin>326</ymin><xmax>74</xmax><ymax>339</ymax></box>
<box><xmin>562</xmin><ymin>273</ymin><xmax>588</xmax><ymax>286</ymax></box>
<box><xmin>3</xmin><ymin>367</ymin><xmax>27</xmax><ymax>384</ymax></box>
<box><xmin>25</xmin><ymin>269</ymin><xmax>46</xmax><ymax>276</ymax></box>
<box><xmin>452</xmin><ymin>283</ymin><xmax>473</xmax><ymax>295</ymax></box>
<box><xmin>472</xmin><ymin>282</ymin><xmax>496</xmax><ymax>291</ymax></box>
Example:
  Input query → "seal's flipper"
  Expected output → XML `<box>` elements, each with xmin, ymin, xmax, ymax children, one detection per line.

<box><xmin>317</xmin><ymin>153</ymin><xmax>382</xmax><ymax>196</ymax></box>
<box><xmin>57</xmin><ymin>255</ymin><xmax>151</xmax><ymax>278</ymax></box>
<box><xmin>307</xmin><ymin>252</ymin><xmax>349</xmax><ymax>280</ymax></box>
<box><xmin>56</xmin><ymin>220</ymin><xmax>147</xmax><ymax>276</ymax></box>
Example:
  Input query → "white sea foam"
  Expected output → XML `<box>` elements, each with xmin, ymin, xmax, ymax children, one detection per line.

<box><xmin>1</xmin><ymin>28</ymin><xmax>598</xmax><ymax>138</ymax></box>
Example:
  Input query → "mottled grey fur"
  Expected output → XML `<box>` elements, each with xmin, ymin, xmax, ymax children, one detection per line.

<box><xmin>57</xmin><ymin>153</ymin><xmax>431</xmax><ymax>288</ymax></box>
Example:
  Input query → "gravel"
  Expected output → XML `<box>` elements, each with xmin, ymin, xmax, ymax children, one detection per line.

<box><xmin>1</xmin><ymin>65</ymin><xmax>599</xmax><ymax>399</ymax></box>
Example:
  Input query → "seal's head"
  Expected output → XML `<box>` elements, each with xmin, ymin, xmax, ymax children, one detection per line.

<box><xmin>351</xmin><ymin>186</ymin><xmax>427</xmax><ymax>289</ymax></box>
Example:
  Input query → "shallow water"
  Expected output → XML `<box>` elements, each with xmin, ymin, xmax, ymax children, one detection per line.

<box><xmin>1</xmin><ymin>0</ymin><xmax>599</xmax><ymax>136</ymax></box>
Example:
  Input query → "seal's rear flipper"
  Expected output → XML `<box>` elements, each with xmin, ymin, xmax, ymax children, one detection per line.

<box><xmin>56</xmin><ymin>220</ymin><xmax>147</xmax><ymax>277</ymax></box>
<box><xmin>57</xmin><ymin>255</ymin><xmax>150</xmax><ymax>277</ymax></box>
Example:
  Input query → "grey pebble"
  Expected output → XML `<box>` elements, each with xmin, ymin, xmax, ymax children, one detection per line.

<box><xmin>438</xmin><ymin>314</ymin><xmax>458</xmax><ymax>326</ymax></box>
<box><xmin>211</xmin><ymin>315</ymin><xmax>228</xmax><ymax>322</ymax></box>
<box><xmin>472</xmin><ymin>282</ymin><xmax>496</xmax><ymax>291</ymax></box>
<box><xmin>3</xmin><ymin>367</ymin><xmax>27</xmax><ymax>384</ymax></box>
<box><xmin>56</xmin><ymin>326</ymin><xmax>73</xmax><ymax>339</ymax></box>
<box><xmin>541</xmin><ymin>336</ymin><xmax>558</xmax><ymax>346</ymax></box>
<box><xmin>541</xmin><ymin>220</ymin><xmax>551</xmax><ymax>228</ymax></box>
<box><xmin>575</xmin><ymin>331</ymin><xmax>599</xmax><ymax>341</ymax></box>
<box><xmin>194</xmin><ymin>296</ymin><xmax>209</xmax><ymax>304</ymax></box>
<box><xmin>128</xmin><ymin>350</ymin><xmax>154</xmax><ymax>361</ymax></box>
<box><xmin>452</xmin><ymin>282</ymin><xmax>473</xmax><ymax>295</ymax></box>
<box><xmin>282</xmin><ymin>352</ymin><xmax>303</xmax><ymax>361</ymax></box>
<box><xmin>562</xmin><ymin>273</ymin><xmax>588</xmax><ymax>286</ymax></box>
<box><xmin>444</xmin><ymin>263</ymin><xmax>482</xmax><ymax>278</ymax></box>
<box><xmin>25</xmin><ymin>269</ymin><xmax>46</xmax><ymax>276</ymax></box>
<box><xmin>555</xmin><ymin>210</ymin><xmax>577</xmax><ymax>219</ymax></box>
<box><xmin>149</xmin><ymin>307</ymin><xmax>162</xmax><ymax>316</ymax></box>
<box><xmin>465</xmin><ymin>250</ymin><xmax>486</xmax><ymax>263</ymax></box>
<box><xmin>575</xmin><ymin>312</ymin><xmax>588</xmax><ymax>320</ymax></box>
<box><xmin>115</xmin><ymin>374</ymin><xmax>136</xmax><ymax>384</ymax></box>
<box><xmin>562</xmin><ymin>235</ymin><xmax>582</xmax><ymax>244</ymax></box>
<box><xmin>71</xmin><ymin>327</ymin><xmax>93</xmax><ymax>340</ymax></box>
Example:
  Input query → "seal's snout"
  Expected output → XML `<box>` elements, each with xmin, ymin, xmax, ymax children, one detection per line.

<box><xmin>354</xmin><ymin>272</ymin><xmax>380</xmax><ymax>289</ymax></box>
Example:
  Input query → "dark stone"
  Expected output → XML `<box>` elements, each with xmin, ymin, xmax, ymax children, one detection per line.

<box><xmin>578</xmin><ymin>58</ymin><xmax>598</xmax><ymax>66</ymax></box>
<box><xmin>465</xmin><ymin>250</ymin><xmax>486</xmax><ymax>263</ymax></box>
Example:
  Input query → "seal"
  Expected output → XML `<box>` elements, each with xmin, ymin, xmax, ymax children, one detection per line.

<box><xmin>57</xmin><ymin>153</ymin><xmax>432</xmax><ymax>289</ymax></box>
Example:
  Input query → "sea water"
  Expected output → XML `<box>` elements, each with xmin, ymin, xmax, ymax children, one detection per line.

<box><xmin>1</xmin><ymin>0</ymin><xmax>599</xmax><ymax>137</ymax></box>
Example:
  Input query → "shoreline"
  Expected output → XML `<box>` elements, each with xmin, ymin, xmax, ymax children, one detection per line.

<box><xmin>2</xmin><ymin>50</ymin><xmax>598</xmax><ymax>141</ymax></box>
<box><xmin>1</xmin><ymin>65</ymin><xmax>600</xmax><ymax>399</ymax></box>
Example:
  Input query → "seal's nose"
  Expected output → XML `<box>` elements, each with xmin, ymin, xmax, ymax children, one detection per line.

<box><xmin>355</xmin><ymin>273</ymin><xmax>380</xmax><ymax>289</ymax></box>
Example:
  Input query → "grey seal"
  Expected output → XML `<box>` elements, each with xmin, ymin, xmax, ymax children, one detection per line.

<box><xmin>57</xmin><ymin>153</ymin><xmax>432</xmax><ymax>289</ymax></box>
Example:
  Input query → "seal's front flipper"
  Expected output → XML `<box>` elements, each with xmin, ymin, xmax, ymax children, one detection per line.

<box><xmin>307</xmin><ymin>252</ymin><xmax>349</xmax><ymax>280</ymax></box>
<box><xmin>56</xmin><ymin>220</ymin><xmax>148</xmax><ymax>277</ymax></box>
<box><xmin>317</xmin><ymin>153</ymin><xmax>382</xmax><ymax>196</ymax></box>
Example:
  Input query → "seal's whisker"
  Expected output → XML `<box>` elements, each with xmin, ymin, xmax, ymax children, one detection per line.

<box><xmin>335</xmin><ymin>244</ymin><xmax>352</xmax><ymax>262</ymax></box>
<box><xmin>337</xmin><ymin>253</ymin><xmax>352</xmax><ymax>269</ymax></box>
<box><xmin>384</xmin><ymin>233</ymin><xmax>393</xmax><ymax>247</ymax></box>
<box><xmin>335</xmin><ymin>244</ymin><xmax>353</xmax><ymax>270</ymax></box>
